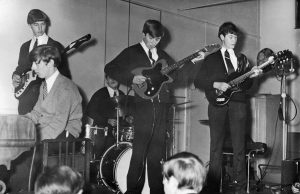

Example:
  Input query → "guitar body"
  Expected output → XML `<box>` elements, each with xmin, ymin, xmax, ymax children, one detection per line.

<box><xmin>214</xmin><ymin>89</ymin><xmax>241</xmax><ymax>106</ymax></box>
<box><xmin>14</xmin><ymin>70</ymin><xmax>40</xmax><ymax>99</ymax></box>
<box><xmin>208</xmin><ymin>71</ymin><xmax>250</xmax><ymax>106</ymax></box>
<box><xmin>131</xmin><ymin>43</ymin><xmax>221</xmax><ymax>99</ymax></box>
<box><xmin>131</xmin><ymin>59</ymin><xmax>173</xmax><ymax>100</ymax></box>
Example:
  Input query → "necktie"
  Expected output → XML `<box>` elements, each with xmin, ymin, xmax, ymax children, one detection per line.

<box><xmin>148</xmin><ymin>49</ymin><xmax>154</xmax><ymax>65</ymax></box>
<box><xmin>224</xmin><ymin>50</ymin><xmax>235</xmax><ymax>75</ymax></box>
<box><xmin>113</xmin><ymin>91</ymin><xmax>117</xmax><ymax>97</ymax></box>
<box><xmin>42</xmin><ymin>81</ymin><xmax>48</xmax><ymax>100</ymax></box>
<box><xmin>33</xmin><ymin>38</ymin><xmax>38</xmax><ymax>49</ymax></box>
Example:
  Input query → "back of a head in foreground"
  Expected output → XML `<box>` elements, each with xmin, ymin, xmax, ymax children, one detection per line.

<box><xmin>34</xmin><ymin>165</ymin><xmax>84</xmax><ymax>194</ymax></box>
<box><xmin>162</xmin><ymin>152</ymin><xmax>207</xmax><ymax>193</ymax></box>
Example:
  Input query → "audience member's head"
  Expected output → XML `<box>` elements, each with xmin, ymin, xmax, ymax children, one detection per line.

<box><xmin>162</xmin><ymin>152</ymin><xmax>207</xmax><ymax>194</ymax></box>
<box><xmin>34</xmin><ymin>165</ymin><xmax>84</xmax><ymax>194</ymax></box>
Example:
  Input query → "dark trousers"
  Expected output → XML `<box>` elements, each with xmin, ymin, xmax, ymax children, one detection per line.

<box><xmin>126</xmin><ymin>101</ymin><xmax>167</xmax><ymax>194</ymax></box>
<box><xmin>207</xmin><ymin>101</ymin><xmax>247</xmax><ymax>192</ymax></box>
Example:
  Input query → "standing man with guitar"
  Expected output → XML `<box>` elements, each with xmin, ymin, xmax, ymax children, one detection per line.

<box><xmin>194</xmin><ymin>22</ymin><xmax>262</xmax><ymax>194</ymax></box>
<box><xmin>105</xmin><ymin>20</ymin><xmax>203</xmax><ymax>194</ymax></box>
<box><xmin>12</xmin><ymin>9</ymin><xmax>69</xmax><ymax>115</ymax></box>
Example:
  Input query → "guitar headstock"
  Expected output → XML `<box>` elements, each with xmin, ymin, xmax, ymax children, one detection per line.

<box><xmin>193</xmin><ymin>44</ymin><xmax>221</xmax><ymax>61</ymax></box>
<box><xmin>274</xmin><ymin>50</ymin><xmax>293</xmax><ymax>64</ymax></box>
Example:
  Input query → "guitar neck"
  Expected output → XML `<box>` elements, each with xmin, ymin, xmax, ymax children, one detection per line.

<box><xmin>228</xmin><ymin>58</ymin><xmax>273</xmax><ymax>87</ymax></box>
<box><xmin>161</xmin><ymin>51</ymin><xmax>201</xmax><ymax>75</ymax></box>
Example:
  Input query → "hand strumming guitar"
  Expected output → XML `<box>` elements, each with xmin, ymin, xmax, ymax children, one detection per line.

<box><xmin>133</xmin><ymin>75</ymin><xmax>146</xmax><ymax>84</ymax></box>
<box><xmin>213</xmin><ymin>82</ymin><xmax>231</xmax><ymax>92</ymax></box>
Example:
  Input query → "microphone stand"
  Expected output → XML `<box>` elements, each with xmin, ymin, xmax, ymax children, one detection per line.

<box><xmin>281</xmin><ymin>74</ymin><xmax>288</xmax><ymax>160</ymax></box>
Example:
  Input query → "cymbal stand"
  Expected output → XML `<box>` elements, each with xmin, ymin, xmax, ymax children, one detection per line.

<box><xmin>115</xmin><ymin>106</ymin><xmax>121</xmax><ymax>147</ymax></box>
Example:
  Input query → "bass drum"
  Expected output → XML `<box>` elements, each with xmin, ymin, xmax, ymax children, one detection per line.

<box><xmin>99</xmin><ymin>142</ymin><xmax>149</xmax><ymax>194</ymax></box>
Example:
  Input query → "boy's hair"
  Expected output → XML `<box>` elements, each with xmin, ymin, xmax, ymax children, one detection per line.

<box><xmin>27</xmin><ymin>9</ymin><xmax>50</xmax><ymax>25</ymax></box>
<box><xmin>34</xmin><ymin>165</ymin><xmax>84</xmax><ymax>194</ymax></box>
<box><xmin>162</xmin><ymin>152</ymin><xmax>207</xmax><ymax>193</ymax></box>
<box><xmin>142</xmin><ymin>19</ymin><xmax>164</xmax><ymax>38</ymax></box>
<box><xmin>29</xmin><ymin>45</ymin><xmax>61</xmax><ymax>67</ymax></box>
<box><xmin>218</xmin><ymin>21</ymin><xmax>239</xmax><ymax>38</ymax></box>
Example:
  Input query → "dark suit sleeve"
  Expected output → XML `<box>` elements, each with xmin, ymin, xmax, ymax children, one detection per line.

<box><xmin>14</xmin><ymin>42</ymin><xmax>31</xmax><ymax>76</ymax></box>
<box><xmin>194</xmin><ymin>56</ymin><xmax>215</xmax><ymax>91</ymax></box>
<box><xmin>85</xmin><ymin>91</ymin><xmax>109</xmax><ymax>127</ymax></box>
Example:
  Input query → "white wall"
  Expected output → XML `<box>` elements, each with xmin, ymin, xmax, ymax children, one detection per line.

<box><xmin>259</xmin><ymin>0</ymin><xmax>300</xmax><ymax>132</ymax></box>
<box><xmin>0</xmin><ymin>0</ymin><xmax>106</xmax><ymax>114</ymax></box>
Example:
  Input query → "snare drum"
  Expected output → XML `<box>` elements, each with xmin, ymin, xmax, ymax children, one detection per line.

<box><xmin>114</xmin><ymin>126</ymin><xmax>134</xmax><ymax>142</ymax></box>
<box><xmin>99</xmin><ymin>142</ymin><xmax>149</xmax><ymax>194</ymax></box>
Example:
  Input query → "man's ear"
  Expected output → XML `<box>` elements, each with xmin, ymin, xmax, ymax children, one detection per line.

<box><xmin>48</xmin><ymin>59</ymin><xmax>55</xmax><ymax>67</ymax></box>
<box><xmin>169</xmin><ymin>176</ymin><xmax>179</xmax><ymax>188</ymax></box>
<box><xmin>220</xmin><ymin>34</ymin><xmax>225</xmax><ymax>41</ymax></box>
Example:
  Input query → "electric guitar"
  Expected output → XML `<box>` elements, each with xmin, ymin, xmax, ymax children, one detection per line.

<box><xmin>14</xmin><ymin>34</ymin><xmax>91</xmax><ymax>99</ymax></box>
<box><xmin>210</xmin><ymin>50</ymin><xmax>293</xmax><ymax>106</ymax></box>
<box><xmin>131</xmin><ymin>44</ymin><xmax>221</xmax><ymax>100</ymax></box>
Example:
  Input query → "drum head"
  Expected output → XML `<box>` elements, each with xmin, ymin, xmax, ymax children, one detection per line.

<box><xmin>99</xmin><ymin>142</ymin><xmax>132</xmax><ymax>192</ymax></box>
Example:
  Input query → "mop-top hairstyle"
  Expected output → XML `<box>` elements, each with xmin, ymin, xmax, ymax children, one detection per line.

<box><xmin>34</xmin><ymin>165</ymin><xmax>84</xmax><ymax>194</ymax></box>
<box><xmin>162</xmin><ymin>152</ymin><xmax>207</xmax><ymax>193</ymax></box>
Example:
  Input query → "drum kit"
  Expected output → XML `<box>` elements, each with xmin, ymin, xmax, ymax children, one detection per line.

<box><xmin>84</xmin><ymin>95</ymin><xmax>136</xmax><ymax>193</ymax></box>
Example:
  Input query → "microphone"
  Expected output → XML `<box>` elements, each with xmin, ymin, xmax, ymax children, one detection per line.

<box><xmin>64</xmin><ymin>34</ymin><xmax>91</xmax><ymax>53</ymax></box>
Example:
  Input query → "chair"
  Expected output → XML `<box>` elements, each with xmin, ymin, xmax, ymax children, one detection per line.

<box><xmin>221</xmin><ymin>142</ymin><xmax>267</xmax><ymax>193</ymax></box>
<box><xmin>41</xmin><ymin>138</ymin><xmax>92</xmax><ymax>183</ymax></box>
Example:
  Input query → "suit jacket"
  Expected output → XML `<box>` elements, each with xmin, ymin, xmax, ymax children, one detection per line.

<box><xmin>85</xmin><ymin>87</ymin><xmax>125</xmax><ymax>127</ymax></box>
<box><xmin>26</xmin><ymin>73</ymin><xmax>82</xmax><ymax>140</ymax></box>
<box><xmin>14</xmin><ymin>37</ymin><xmax>70</xmax><ymax>114</ymax></box>
<box><xmin>104</xmin><ymin>43</ymin><xmax>174</xmax><ymax>103</ymax></box>
<box><xmin>194</xmin><ymin>50</ymin><xmax>253</xmax><ymax>104</ymax></box>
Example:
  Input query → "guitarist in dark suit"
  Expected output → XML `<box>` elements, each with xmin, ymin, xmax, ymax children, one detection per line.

<box><xmin>12</xmin><ymin>9</ymin><xmax>69</xmax><ymax>115</ymax></box>
<box><xmin>194</xmin><ymin>22</ymin><xmax>261</xmax><ymax>194</ymax></box>
<box><xmin>105</xmin><ymin>20</ymin><xmax>202</xmax><ymax>194</ymax></box>
<box><xmin>104</xmin><ymin>19</ymin><xmax>173</xmax><ymax>194</ymax></box>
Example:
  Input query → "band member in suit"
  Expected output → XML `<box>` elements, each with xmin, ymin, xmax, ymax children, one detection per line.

<box><xmin>10</xmin><ymin>45</ymin><xmax>82</xmax><ymax>192</ymax></box>
<box><xmin>104</xmin><ymin>20</ymin><xmax>174</xmax><ymax>194</ymax></box>
<box><xmin>26</xmin><ymin>45</ymin><xmax>82</xmax><ymax>141</ymax></box>
<box><xmin>12</xmin><ymin>9</ymin><xmax>70</xmax><ymax>115</ymax></box>
<box><xmin>194</xmin><ymin>22</ymin><xmax>261</xmax><ymax>194</ymax></box>
<box><xmin>85</xmin><ymin>74</ymin><xmax>130</xmax><ymax>159</ymax></box>
<box><xmin>105</xmin><ymin>19</ymin><xmax>202</xmax><ymax>194</ymax></box>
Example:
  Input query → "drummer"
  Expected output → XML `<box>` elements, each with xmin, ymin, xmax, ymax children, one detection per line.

<box><xmin>85</xmin><ymin>73</ymin><xmax>134</xmax><ymax>159</ymax></box>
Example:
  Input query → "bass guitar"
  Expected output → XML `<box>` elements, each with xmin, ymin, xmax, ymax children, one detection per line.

<box><xmin>132</xmin><ymin>44</ymin><xmax>221</xmax><ymax>100</ymax></box>
<box><xmin>211</xmin><ymin>50</ymin><xmax>293</xmax><ymax>106</ymax></box>
<box><xmin>14</xmin><ymin>34</ymin><xmax>91</xmax><ymax>99</ymax></box>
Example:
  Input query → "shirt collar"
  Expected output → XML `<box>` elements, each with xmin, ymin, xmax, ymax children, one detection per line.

<box><xmin>45</xmin><ymin>70</ymin><xmax>59</xmax><ymax>93</ymax></box>
<box><xmin>107</xmin><ymin>86</ymin><xmax>118</xmax><ymax>97</ymax></box>
<box><xmin>30</xmin><ymin>33</ymin><xmax>49</xmax><ymax>51</ymax></box>
<box><xmin>221</xmin><ymin>47</ymin><xmax>235</xmax><ymax>55</ymax></box>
